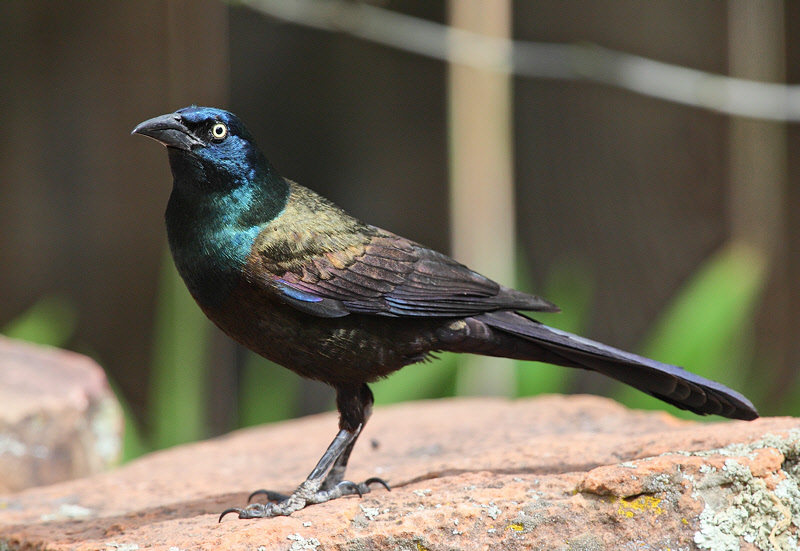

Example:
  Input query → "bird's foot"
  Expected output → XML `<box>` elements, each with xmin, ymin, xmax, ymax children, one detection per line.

<box><xmin>341</xmin><ymin>477</ymin><xmax>391</xmax><ymax>496</ymax></box>
<box><xmin>218</xmin><ymin>477</ymin><xmax>390</xmax><ymax>521</ymax></box>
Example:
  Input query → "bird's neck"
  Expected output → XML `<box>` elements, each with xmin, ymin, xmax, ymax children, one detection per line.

<box><xmin>164</xmin><ymin>152</ymin><xmax>290</xmax><ymax>307</ymax></box>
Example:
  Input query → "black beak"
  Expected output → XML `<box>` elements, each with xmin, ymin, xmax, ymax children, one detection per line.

<box><xmin>132</xmin><ymin>113</ymin><xmax>203</xmax><ymax>151</ymax></box>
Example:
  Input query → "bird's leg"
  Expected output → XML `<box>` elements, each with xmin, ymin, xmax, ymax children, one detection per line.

<box><xmin>319</xmin><ymin>433</ymin><xmax>358</xmax><ymax>491</ymax></box>
<box><xmin>220</xmin><ymin>427</ymin><xmax>359</xmax><ymax>520</ymax></box>
<box><xmin>320</xmin><ymin>384</ymin><xmax>390</xmax><ymax>495</ymax></box>
<box><xmin>219</xmin><ymin>384</ymin><xmax>388</xmax><ymax>521</ymax></box>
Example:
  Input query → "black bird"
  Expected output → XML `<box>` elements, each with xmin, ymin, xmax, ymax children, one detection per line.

<box><xmin>132</xmin><ymin>107</ymin><xmax>758</xmax><ymax>520</ymax></box>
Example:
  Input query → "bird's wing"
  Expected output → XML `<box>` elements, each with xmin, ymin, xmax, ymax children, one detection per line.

<box><xmin>257</xmin><ymin>230</ymin><xmax>557</xmax><ymax>318</ymax></box>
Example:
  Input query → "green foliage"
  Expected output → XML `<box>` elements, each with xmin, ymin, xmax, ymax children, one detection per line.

<box><xmin>2</xmin><ymin>295</ymin><xmax>76</xmax><ymax>347</ymax></box>
<box><xmin>784</xmin><ymin>365</ymin><xmax>800</xmax><ymax>417</ymax></box>
<box><xmin>106</xmin><ymin>378</ymin><xmax>149</xmax><ymax>462</ymax></box>
<box><xmin>515</xmin><ymin>255</ymin><xmax>594</xmax><ymax>397</ymax></box>
<box><xmin>149</xmin><ymin>249</ymin><xmax>212</xmax><ymax>449</ymax></box>
<box><xmin>614</xmin><ymin>242</ymin><xmax>767</xmax><ymax>418</ymax></box>
<box><xmin>372</xmin><ymin>351</ymin><xmax>459</xmax><ymax>404</ymax></box>
<box><xmin>239</xmin><ymin>354</ymin><xmax>302</xmax><ymax>425</ymax></box>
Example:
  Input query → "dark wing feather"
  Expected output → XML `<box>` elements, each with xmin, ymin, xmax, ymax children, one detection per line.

<box><xmin>262</xmin><ymin>230</ymin><xmax>558</xmax><ymax>318</ymax></box>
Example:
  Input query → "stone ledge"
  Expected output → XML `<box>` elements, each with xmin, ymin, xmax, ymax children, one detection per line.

<box><xmin>1</xmin><ymin>394</ymin><xmax>797</xmax><ymax>550</ymax></box>
<box><xmin>0</xmin><ymin>336</ymin><xmax>122</xmax><ymax>493</ymax></box>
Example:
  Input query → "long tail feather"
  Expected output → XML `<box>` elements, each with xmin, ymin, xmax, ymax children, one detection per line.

<box><xmin>475</xmin><ymin>311</ymin><xmax>758</xmax><ymax>420</ymax></box>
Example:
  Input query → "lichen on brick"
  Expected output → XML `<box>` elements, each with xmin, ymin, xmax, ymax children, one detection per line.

<box><xmin>615</xmin><ymin>495</ymin><xmax>664</xmax><ymax>518</ymax></box>
<box><xmin>693</xmin><ymin>430</ymin><xmax>800</xmax><ymax>551</ymax></box>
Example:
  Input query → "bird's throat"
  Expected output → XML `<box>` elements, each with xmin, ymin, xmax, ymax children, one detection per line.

<box><xmin>164</xmin><ymin>161</ymin><xmax>290</xmax><ymax>308</ymax></box>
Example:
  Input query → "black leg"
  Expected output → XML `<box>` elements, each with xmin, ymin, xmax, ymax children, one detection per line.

<box><xmin>220</xmin><ymin>427</ymin><xmax>360</xmax><ymax>520</ymax></box>
<box><xmin>219</xmin><ymin>384</ymin><xmax>389</xmax><ymax>521</ymax></box>
<box><xmin>320</xmin><ymin>384</ymin><xmax>390</xmax><ymax>495</ymax></box>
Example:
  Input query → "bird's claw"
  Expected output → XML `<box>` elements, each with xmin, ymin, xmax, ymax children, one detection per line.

<box><xmin>365</xmin><ymin>477</ymin><xmax>392</xmax><ymax>492</ymax></box>
<box><xmin>218</xmin><ymin>500</ymin><xmax>289</xmax><ymax>521</ymax></box>
<box><xmin>335</xmin><ymin>477</ymin><xmax>391</xmax><ymax>498</ymax></box>
<box><xmin>337</xmin><ymin>480</ymin><xmax>362</xmax><ymax>497</ymax></box>
<box><xmin>219</xmin><ymin>477</ymin><xmax>391</xmax><ymax>521</ymax></box>
<box><xmin>247</xmin><ymin>489</ymin><xmax>289</xmax><ymax>503</ymax></box>
<box><xmin>218</xmin><ymin>505</ymin><xmax>258</xmax><ymax>521</ymax></box>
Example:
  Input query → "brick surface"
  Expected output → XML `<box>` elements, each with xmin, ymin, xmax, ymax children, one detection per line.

<box><xmin>1</xmin><ymin>394</ymin><xmax>797</xmax><ymax>550</ymax></box>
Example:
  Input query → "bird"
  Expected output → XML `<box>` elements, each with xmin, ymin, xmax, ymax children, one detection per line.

<box><xmin>132</xmin><ymin>106</ymin><xmax>758</xmax><ymax>520</ymax></box>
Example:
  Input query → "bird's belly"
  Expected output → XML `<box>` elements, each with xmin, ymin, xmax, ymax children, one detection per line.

<box><xmin>200</xmin><ymin>277</ymin><xmax>442</xmax><ymax>386</ymax></box>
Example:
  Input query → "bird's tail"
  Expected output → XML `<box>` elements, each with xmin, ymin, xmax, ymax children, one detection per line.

<box><xmin>469</xmin><ymin>311</ymin><xmax>758</xmax><ymax>421</ymax></box>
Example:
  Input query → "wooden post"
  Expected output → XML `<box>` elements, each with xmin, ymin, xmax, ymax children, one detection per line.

<box><xmin>448</xmin><ymin>0</ymin><xmax>515</xmax><ymax>396</ymax></box>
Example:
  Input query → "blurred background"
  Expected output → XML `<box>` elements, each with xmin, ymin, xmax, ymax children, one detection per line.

<box><xmin>1</xmin><ymin>0</ymin><xmax>798</xmax><ymax>461</ymax></box>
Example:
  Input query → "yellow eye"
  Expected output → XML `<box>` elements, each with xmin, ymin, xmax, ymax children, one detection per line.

<box><xmin>211</xmin><ymin>122</ymin><xmax>228</xmax><ymax>141</ymax></box>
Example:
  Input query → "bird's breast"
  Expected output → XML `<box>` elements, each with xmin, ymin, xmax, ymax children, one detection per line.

<box><xmin>166</xmin><ymin>210</ymin><xmax>264</xmax><ymax>309</ymax></box>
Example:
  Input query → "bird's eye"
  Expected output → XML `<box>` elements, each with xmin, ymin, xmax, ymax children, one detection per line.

<box><xmin>210</xmin><ymin>122</ymin><xmax>228</xmax><ymax>141</ymax></box>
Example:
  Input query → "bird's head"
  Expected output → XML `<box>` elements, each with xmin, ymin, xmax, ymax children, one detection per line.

<box><xmin>132</xmin><ymin>106</ymin><xmax>271</xmax><ymax>189</ymax></box>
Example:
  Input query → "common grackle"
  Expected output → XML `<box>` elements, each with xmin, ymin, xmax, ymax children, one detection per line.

<box><xmin>133</xmin><ymin>107</ymin><xmax>758</xmax><ymax>520</ymax></box>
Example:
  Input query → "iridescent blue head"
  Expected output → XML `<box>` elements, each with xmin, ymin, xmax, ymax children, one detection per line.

<box><xmin>132</xmin><ymin>106</ymin><xmax>276</xmax><ymax>192</ymax></box>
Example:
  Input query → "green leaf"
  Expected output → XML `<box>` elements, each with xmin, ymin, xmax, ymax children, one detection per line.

<box><xmin>2</xmin><ymin>295</ymin><xmax>76</xmax><ymax>347</ymax></box>
<box><xmin>372</xmin><ymin>352</ymin><xmax>459</xmax><ymax>404</ymax></box>
<box><xmin>615</xmin><ymin>242</ymin><xmax>767</xmax><ymax>417</ymax></box>
<box><xmin>149</xmin><ymin>249</ymin><xmax>211</xmax><ymax>449</ymax></box>
<box><xmin>516</xmin><ymin>255</ymin><xmax>594</xmax><ymax>396</ymax></box>
<box><xmin>239</xmin><ymin>353</ymin><xmax>301</xmax><ymax>426</ymax></box>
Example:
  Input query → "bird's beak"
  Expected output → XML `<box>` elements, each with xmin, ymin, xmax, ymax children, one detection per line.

<box><xmin>131</xmin><ymin>113</ymin><xmax>204</xmax><ymax>151</ymax></box>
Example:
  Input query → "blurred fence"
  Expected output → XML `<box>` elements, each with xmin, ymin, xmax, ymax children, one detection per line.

<box><xmin>1</xmin><ymin>1</ymin><xmax>798</xmax><ymax>458</ymax></box>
